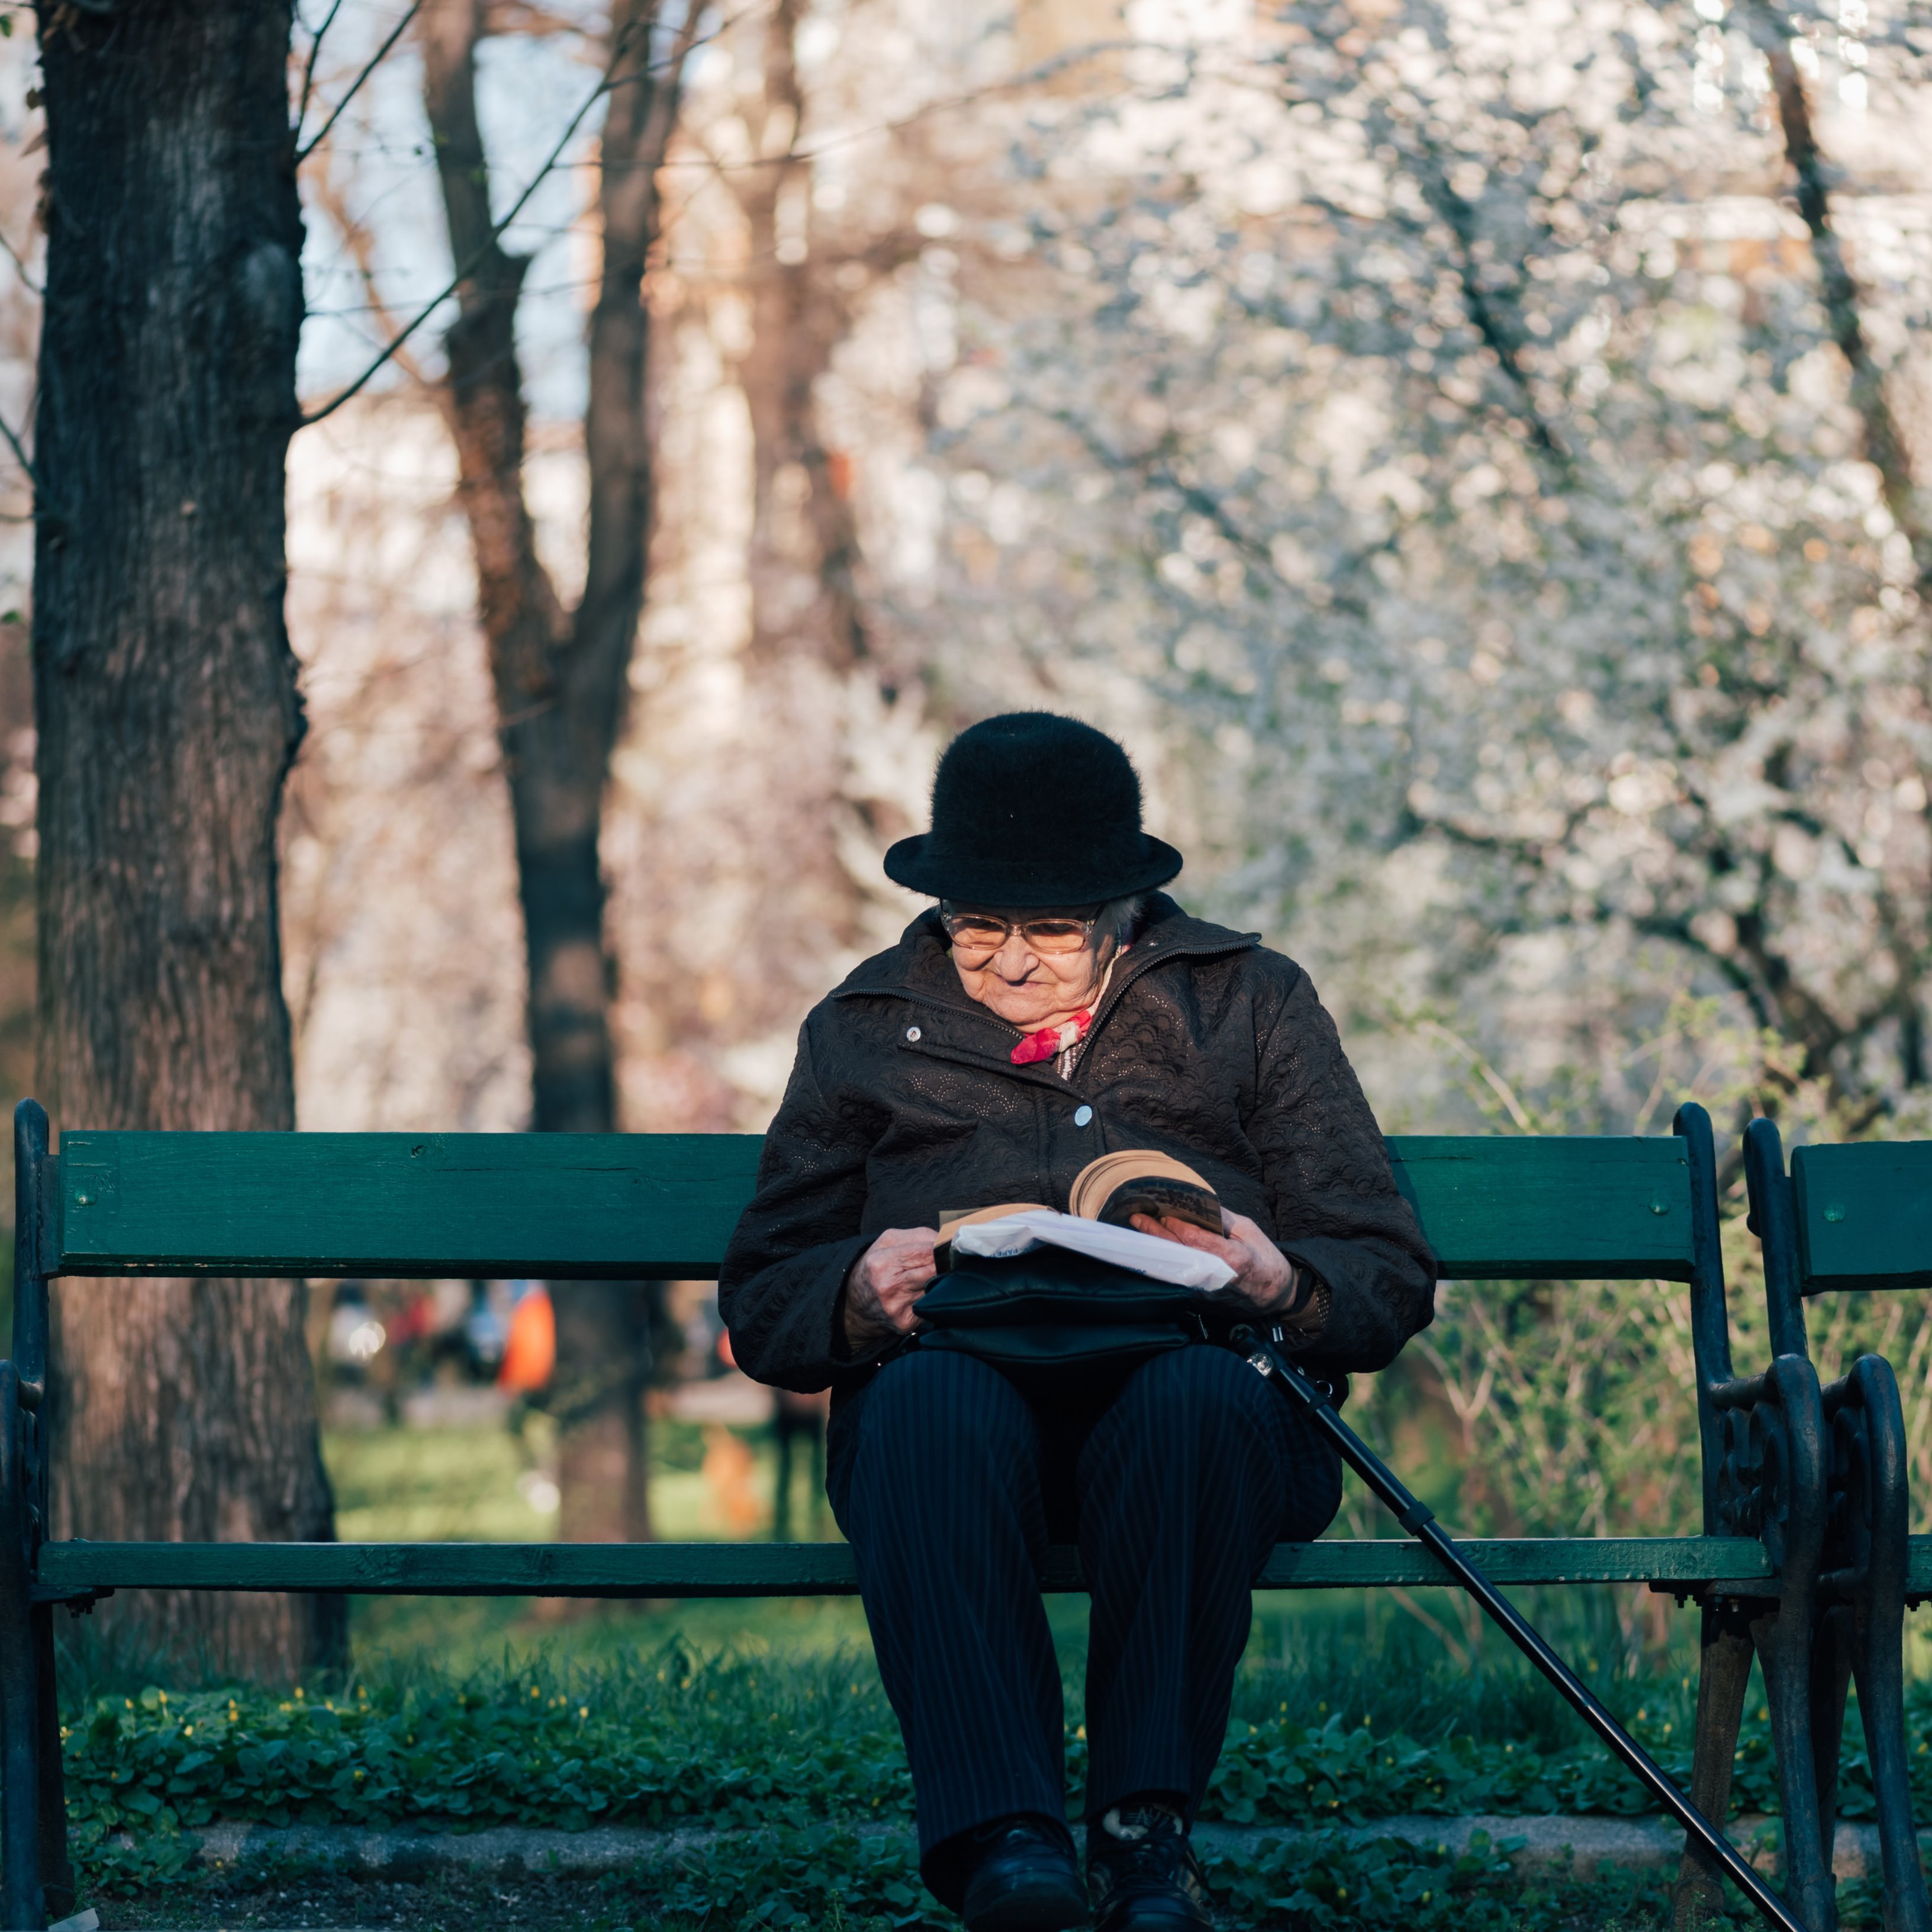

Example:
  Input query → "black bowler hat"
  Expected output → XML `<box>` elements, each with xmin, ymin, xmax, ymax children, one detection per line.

<box><xmin>883</xmin><ymin>712</ymin><xmax>1184</xmax><ymax>907</ymax></box>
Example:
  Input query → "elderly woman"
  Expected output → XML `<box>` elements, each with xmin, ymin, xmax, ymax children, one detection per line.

<box><xmin>720</xmin><ymin>713</ymin><xmax>1434</xmax><ymax>1932</ymax></box>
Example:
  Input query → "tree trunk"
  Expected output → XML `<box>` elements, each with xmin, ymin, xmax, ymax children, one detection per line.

<box><xmin>1748</xmin><ymin>0</ymin><xmax>1932</xmax><ymax>595</ymax></box>
<box><xmin>736</xmin><ymin>0</ymin><xmax>870</xmax><ymax>676</ymax></box>
<box><xmin>421</xmin><ymin>0</ymin><xmax>691</xmax><ymax>1543</ymax></box>
<box><xmin>32</xmin><ymin>0</ymin><xmax>339</xmax><ymax>1679</ymax></box>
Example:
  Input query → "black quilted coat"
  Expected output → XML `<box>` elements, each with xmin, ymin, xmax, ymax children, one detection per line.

<box><xmin>719</xmin><ymin>896</ymin><xmax>1437</xmax><ymax>1405</ymax></box>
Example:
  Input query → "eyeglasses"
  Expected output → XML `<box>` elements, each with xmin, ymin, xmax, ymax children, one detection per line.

<box><xmin>941</xmin><ymin>909</ymin><xmax>1099</xmax><ymax>959</ymax></box>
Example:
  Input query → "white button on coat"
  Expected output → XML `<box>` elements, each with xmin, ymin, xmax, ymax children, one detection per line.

<box><xmin>1074</xmin><ymin>1105</ymin><xmax>1094</xmax><ymax>1126</ymax></box>
<box><xmin>906</xmin><ymin>1026</ymin><xmax>922</xmax><ymax>1042</ymax></box>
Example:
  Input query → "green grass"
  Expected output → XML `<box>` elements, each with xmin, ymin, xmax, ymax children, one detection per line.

<box><xmin>324</xmin><ymin>1416</ymin><xmax>861</xmax><ymax>1665</ymax></box>
<box><xmin>326</xmin><ymin>1415</ymin><xmax>836</xmax><ymax>1545</ymax></box>
<box><xmin>329</xmin><ymin>1422</ymin><xmax>547</xmax><ymax>1544</ymax></box>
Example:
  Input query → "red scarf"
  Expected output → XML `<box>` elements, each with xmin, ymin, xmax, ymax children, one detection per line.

<box><xmin>1010</xmin><ymin>1009</ymin><xmax>1092</xmax><ymax>1066</ymax></box>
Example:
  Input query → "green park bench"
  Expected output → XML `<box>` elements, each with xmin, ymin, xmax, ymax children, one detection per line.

<box><xmin>0</xmin><ymin>1097</ymin><xmax>1924</xmax><ymax>1930</ymax></box>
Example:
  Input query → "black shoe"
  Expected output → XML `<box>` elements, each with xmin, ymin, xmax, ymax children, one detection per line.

<box><xmin>1087</xmin><ymin>1801</ymin><xmax>1212</xmax><ymax>1932</ymax></box>
<box><xmin>959</xmin><ymin>1814</ymin><xmax>1090</xmax><ymax>1932</ymax></box>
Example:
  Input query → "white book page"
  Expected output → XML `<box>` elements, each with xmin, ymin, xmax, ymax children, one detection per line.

<box><xmin>951</xmin><ymin>1209</ymin><xmax>1235</xmax><ymax>1291</ymax></box>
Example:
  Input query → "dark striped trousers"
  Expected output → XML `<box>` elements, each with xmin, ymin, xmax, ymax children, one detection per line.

<box><xmin>826</xmin><ymin>1343</ymin><xmax>1342</xmax><ymax>1905</ymax></box>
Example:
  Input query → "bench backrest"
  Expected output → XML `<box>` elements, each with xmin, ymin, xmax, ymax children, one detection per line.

<box><xmin>1792</xmin><ymin>1141</ymin><xmax>1932</xmax><ymax>1293</ymax></box>
<box><xmin>13</xmin><ymin>1106</ymin><xmax>1735</xmax><ymax>1533</ymax></box>
<box><xmin>36</xmin><ymin>1129</ymin><xmax>1701</xmax><ymax>1283</ymax></box>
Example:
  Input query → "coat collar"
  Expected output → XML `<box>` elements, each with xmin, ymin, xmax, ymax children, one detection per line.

<box><xmin>829</xmin><ymin>894</ymin><xmax>1260</xmax><ymax>1040</ymax></box>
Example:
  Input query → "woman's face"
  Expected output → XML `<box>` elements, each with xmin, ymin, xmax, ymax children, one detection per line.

<box><xmin>946</xmin><ymin>907</ymin><xmax>1112</xmax><ymax>1029</ymax></box>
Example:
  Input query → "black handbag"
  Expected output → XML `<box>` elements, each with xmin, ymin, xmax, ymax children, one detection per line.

<box><xmin>903</xmin><ymin>1248</ymin><xmax>1223</xmax><ymax>1393</ymax></box>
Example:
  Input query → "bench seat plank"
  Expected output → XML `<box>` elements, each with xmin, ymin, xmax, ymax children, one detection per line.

<box><xmin>1792</xmin><ymin>1141</ymin><xmax>1932</xmax><ymax>1292</ymax></box>
<box><xmin>33</xmin><ymin>1535</ymin><xmax>1772</xmax><ymax>1599</ymax></box>
<box><xmin>51</xmin><ymin>1132</ymin><xmax>1699</xmax><ymax>1283</ymax></box>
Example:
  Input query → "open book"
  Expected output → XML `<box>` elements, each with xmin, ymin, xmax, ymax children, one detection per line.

<box><xmin>937</xmin><ymin>1149</ymin><xmax>1221</xmax><ymax>1245</ymax></box>
<box><xmin>936</xmin><ymin>1151</ymin><xmax>1234</xmax><ymax>1292</ymax></box>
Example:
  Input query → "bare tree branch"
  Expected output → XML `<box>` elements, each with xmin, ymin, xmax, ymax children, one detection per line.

<box><xmin>304</xmin><ymin>143</ymin><xmax>436</xmax><ymax>391</ymax></box>
<box><xmin>297</xmin><ymin>0</ymin><xmax>427</xmax><ymax>164</ymax></box>
<box><xmin>296</xmin><ymin>0</ymin><xmax>350</xmax><ymax>133</ymax></box>
<box><xmin>0</xmin><ymin>222</ymin><xmax>40</xmax><ymax>295</ymax></box>
<box><xmin>300</xmin><ymin>12</ymin><xmax>655</xmax><ymax>426</ymax></box>
<box><xmin>0</xmin><ymin>407</ymin><xmax>36</xmax><ymax>493</ymax></box>
<box><xmin>1410</xmin><ymin>168</ymin><xmax>1571</xmax><ymax>467</ymax></box>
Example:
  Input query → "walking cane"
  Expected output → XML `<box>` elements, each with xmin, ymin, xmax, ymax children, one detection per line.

<box><xmin>1228</xmin><ymin>1324</ymin><xmax>1815</xmax><ymax>1932</ymax></box>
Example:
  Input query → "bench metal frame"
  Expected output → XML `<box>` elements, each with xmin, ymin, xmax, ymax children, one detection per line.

<box><xmin>0</xmin><ymin>1097</ymin><xmax>1914</xmax><ymax>1930</ymax></box>
<box><xmin>1721</xmin><ymin>1122</ymin><xmax>1931</xmax><ymax>1932</ymax></box>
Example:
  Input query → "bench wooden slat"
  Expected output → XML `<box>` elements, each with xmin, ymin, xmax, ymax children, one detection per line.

<box><xmin>1792</xmin><ymin>1141</ymin><xmax>1932</xmax><ymax>1292</ymax></box>
<box><xmin>53</xmin><ymin>1132</ymin><xmax>768</xmax><ymax>1280</ymax></box>
<box><xmin>33</xmin><ymin>1535</ymin><xmax>1771</xmax><ymax>1599</ymax></box>
<box><xmin>1388</xmin><ymin>1136</ymin><xmax>1695</xmax><ymax>1280</ymax></box>
<box><xmin>51</xmin><ymin>1132</ymin><xmax>1697</xmax><ymax>1282</ymax></box>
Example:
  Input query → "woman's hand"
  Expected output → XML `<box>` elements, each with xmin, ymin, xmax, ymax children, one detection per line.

<box><xmin>843</xmin><ymin>1227</ymin><xmax>940</xmax><ymax>1349</ymax></box>
<box><xmin>1129</xmin><ymin>1208</ymin><xmax>1309</xmax><ymax>1322</ymax></box>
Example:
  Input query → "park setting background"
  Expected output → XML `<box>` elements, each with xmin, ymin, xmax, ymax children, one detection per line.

<box><xmin>0</xmin><ymin>0</ymin><xmax>1928</xmax><ymax>1923</ymax></box>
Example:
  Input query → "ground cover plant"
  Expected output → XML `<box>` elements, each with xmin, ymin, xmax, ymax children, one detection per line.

<box><xmin>41</xmin><ymin>1656</ymin><xmax>1839</xmax><ymax>1855</ymax></box>
<box><xmin>50</xmin><ymin>1618</ymin><xmax>1922</xmax><ymax>1927</ymax></box>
